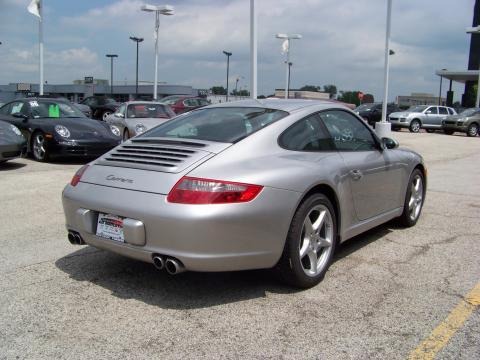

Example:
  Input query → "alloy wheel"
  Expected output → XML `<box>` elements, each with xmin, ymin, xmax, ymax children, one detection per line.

<box><xmin>33</xmin><ymin>133</ymin><xmax>46</xmax><ymax>160</ymax></box>
<box><xmin>467</xmin><ymin>124</ymin><xmax>478</xmax><ymax>137</ymax></box>
<box><xmin>410</xmin><ymin>120</ymin><xmax>420</xmax><ymax>133</ymax></box>
<box><xmin>408</xmin><ymin>175</ymin><xmax>423</xmax><ymax>221</ymax></box>
<box><xmin>102</xmin><ymin>111</ymin><xmax>112</xmax><ymax>121</ymax></box>
<box><xmin>298</xmin><ymin>205</ymin><xmax>334</xmax><ymax>277</ymax></box>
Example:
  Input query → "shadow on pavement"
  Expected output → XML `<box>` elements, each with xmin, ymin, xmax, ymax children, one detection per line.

<box><xmin>0</xmin><ymin>161</ymin><xmax>27</xmax><ymax>171</ymax></box>
<box><xmin>55</xmin><ymin>223</ymin><xmax>394</xmax><ymax>309</ymax></box>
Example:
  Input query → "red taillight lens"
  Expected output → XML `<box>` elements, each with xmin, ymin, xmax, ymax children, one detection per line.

<box><xmin>70</xmin><ymin>165</ymin><xmax>89</xmax><ymax>187</ymax></box>
<box><xmin>167</xmin><ymin>177</ymin><xmax>263</xmax><ymax>204</ymax></box>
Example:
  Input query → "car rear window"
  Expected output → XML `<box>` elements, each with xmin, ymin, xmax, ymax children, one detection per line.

<box><xmin>127</xmin><ymin>104</ymin><xmax>172</xmax><ymax>118</ymax></box>
<box><xmin>141</xmin><ymin>107</ymin><xmax>288</xmax><ymax>143</ymax></box>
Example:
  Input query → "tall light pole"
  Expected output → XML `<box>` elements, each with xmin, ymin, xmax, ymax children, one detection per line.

<box><xmin>438</xmin><ymin>68</ymin><xmax>447</xmax><ymax>105</ymax></box>
<box><xmin>288</xmin><ymin>62</ymin><xmax>293</xmax><ymax>97</ymax></box>
<box><xmin>466</xmin><ymin>26</ymin><xmax>480</xmax><ymax>107</ymax></box>
<box><xmin>106</xmin><ymin>54</ymin><xmax>118</xmax><ymax>95</ymax></box>
<box><xmin>376</xmin><ymin>0</ymin><xmax>393</xmax><ymax>138</ymax></box>
<box><xmin>141</xmin><ymin>4</ymin><xmax>174</xmax><ymax>100</ymax></box>
<box><xmin>129</xmin><ymin>37</ymin><xmax>143</xmax><ymax>98</ymax></box>
<box><xmin>223</xmin><ymin>51</ymin><xmax>232</xmax><ymax>101</ymax></box>
<box><xmin>275</xmin><ymin>33</ymin><xmax>302</xmax><ymax>99</ymax></box>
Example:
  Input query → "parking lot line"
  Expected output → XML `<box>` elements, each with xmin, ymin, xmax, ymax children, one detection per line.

<box><xmin>408</xmin><ymin>282</ymin><xmax>480</xmax><ymax>360</ymax></box>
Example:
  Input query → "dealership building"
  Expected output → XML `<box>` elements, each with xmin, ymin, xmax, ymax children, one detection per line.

<box><xmin>0</xmin><ymin>80</ymin><xmax>200</xmax><ymax>103</ymax></box>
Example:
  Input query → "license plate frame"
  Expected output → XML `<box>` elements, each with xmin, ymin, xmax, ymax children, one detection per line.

<box><xmin>96</xmin><ymin>213</ymin><xmax>125</xmax><ymax>243</ymax></box>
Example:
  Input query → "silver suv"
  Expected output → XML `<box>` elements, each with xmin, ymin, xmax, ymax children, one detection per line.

<box><xmin>389</xmin><ymin>105</ymin><xmax>457</xmax><ymax>133</ymax></box>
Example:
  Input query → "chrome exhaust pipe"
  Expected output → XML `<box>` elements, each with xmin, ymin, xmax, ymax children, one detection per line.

<box><xmin>73</xmin><ymin>233</ymin><xmax>85</xmax><ymax>245</ymax></box>
<box><xmin>67</xmin><ymin>232</ymin><xmax>76</xmax><ymax>245</ymax></box>
<box><xmin>165</xmin><ymin>258</ymin><xmax>185</xmax><ymax>275</ymax></box>
<box><xmin>152</xmin><ymin>255</ymin><xmax>166</xmax><ymax>270</ymax></box>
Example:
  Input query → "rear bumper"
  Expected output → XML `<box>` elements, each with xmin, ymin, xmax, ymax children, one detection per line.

<box><xmin>442</xmin><ymin>124</ymin><xmax>467</xmax><ymax>132</ymax></box>
<box><xmin>388</xmin><ymin>119</ymin><xmax>410</xmax><ymax>128</ymax></box>
<box><xmin>62</xmin><ymin>182</ymin><xmax>300</xmax><ymax>272</ymax></box>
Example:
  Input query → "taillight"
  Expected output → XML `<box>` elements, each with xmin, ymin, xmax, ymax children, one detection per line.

<box><xmin>70</xmin><ymin>165</ymin><xmax>89</xmax><ymax>186</ymax></box>
<box><xmin>167</xmin><ymin>177</ymin><xmax>263</xmax><ymax>204</ymax></box>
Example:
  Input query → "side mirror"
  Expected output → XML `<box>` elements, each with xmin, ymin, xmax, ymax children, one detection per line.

<box><xmin>12</xmin><ymin>113</ymin><xmax>28</xmax><ymax>121</ymax></box>
<box><xmin>382</xmin><ymin>137</ymin><xmax>399</xmax><ymax>150</ymax></box>
<box><xmin>425</xmin><ymin>110</ymin><xmax>432</xmax><ymax>114</ymax></box>
<box><xmin>114</xmin><ymin>113</ymin><xmax>124</xmax><ymax>118</ymax></box>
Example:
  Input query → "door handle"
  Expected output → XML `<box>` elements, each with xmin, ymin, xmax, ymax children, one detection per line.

<box><xmin>350</xmin><ymin>169</ymin><xmax>363</xmax><ymax>180</ymax></box>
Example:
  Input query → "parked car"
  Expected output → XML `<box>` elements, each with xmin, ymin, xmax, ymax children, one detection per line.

<box><xmin>441</xmin><ymin>107</ymin><xmax>479</xmax><ymax>137</ymax></box>
<box><xmin>159</xmin><ymin>95</ymin><xmax>210</xmax><ymax>114</ymax></box>
<box><xmin>0</xmin><ymin>120</ymin><xmax>27</xmax><ymax>163</ymax></box>
<box><xmin>0</xmin><ymin>98</ymin><xmax>121</xmax><ymax>161</ymax></box>
<box><xmin>354</xmin><ymin>103</ymin><xmax>398</xmax><ymax>126</ymax></box>
<box><xmin>62</xmin><ymin>99</ymin><xmax>426</xmax><ymax>288</ymax></box>
<box><xmin>79</xmin><ymin>96</ymin><xmax>120</xmax><ymax>121</ymax></box>
<box><xmin>106</xmin><ymin>101</ymin><xmax>176</xmax><ymax>141</ymax></box>
<box><xmin>389</xmin><ymin>105</ymin><xmax>457</xmax><ymax>133</ymax></box>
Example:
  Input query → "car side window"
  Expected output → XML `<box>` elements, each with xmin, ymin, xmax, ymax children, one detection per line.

<box><xmin>319</xmin><ymin>110</ymin><xmax>378</xmax><ymax>151</ymax></box>
<box><xmin>448</xmin><ymin>108</ymin><xmax>455</xmax><ymax>115</ymax></box>
<box><xmin>426</xmin><ymin>107</ymin><xmax>438</xmax><ymax>114</ymax></box>
<box><xmin>9</xmin><ymin>101</ymin><xmax>25</xmax><ymax>115</ymax></box>
<box><xmin>0</xmin><ymin>103</ymin><xmax>10</xmax><ymax>115</ymax></box>
<box><xmin>279</xmin><ymin>114</ymin><xmax>334</xmax><ymax>151</ymax></box>
<box><xmin>438</xmin><ymin>107</ymin><xmax>448</xmax><ymax>115</ymax></box>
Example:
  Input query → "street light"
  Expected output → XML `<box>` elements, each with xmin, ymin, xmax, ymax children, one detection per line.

<box><xmin>275</xmin><ymin>33</ymin><xmax>302</xmax><ymax>99</ymax></box>
<box><xmin>466</xmin><ymin>26</ymin><xmax>480</xmax><ymax>107</ymax></box>
<box><xmin>223</xmin><ymin>51</ymin><xmax>232</xmax><ymax>101</ymax></box>
<box><xmin>105</xmin><ymin>54</ymin><xmax>118</xmax><ymax>95</ymax></box>
<box><xmin>141</xmin><ymin>4</ymin><xmax>174</xmax><ymax>100</ymax></box>
<box><xmin>438</xmin><ymin>68</ymin><xmax>447</xmax><ymax>105</ymax></box>
<box><xmin>376</xmin><ymin>0</ymin><xmax>393</xmax><ymax>138</ymax></box>
<box><xmin>129</xmin><ymin>36</ymin><xmax>143</xmax><ymax>98</ymax></box>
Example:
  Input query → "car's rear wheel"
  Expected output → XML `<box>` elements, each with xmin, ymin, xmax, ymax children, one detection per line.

<box><xmin>409</xmin><ymin>119</ymin><xmax>421</xmax><ymax>133</ymax></box>
<box><xmin>277</xmin><ymin>194</ymin><xmax>337</xmax><ymax>288</ymax></box>
<box><xmin>102</xmin><ymin>111</ymin><xmax>112</xmax><ymax>121</ymax></box>
<box><xmin>443</xmin><ymin>129</ymin><xmax>454</xmax><ymax>135</ymax></box>
<box><xmin>467</xmin><ymin>123</ymin><xmax>478</xmax><ymax>137</ymax></box>
<box><xmin>426</xmin><ymin>129</ymin><xmax>435</xmax><ymax>133</ymax></box>
<box><xmin>123</xmin><ymin>129</ymin><xmax>130</xmax><ymax>142</ymax></box>
<box><xmin>32</xmin><ymin>132</ymin><xmax>49</xmax><ymax>162</ymax></box>
<box><xmin>398</xmin><ymin>169</ymin><xmax>424</xmax><ymax>227</ymax></box>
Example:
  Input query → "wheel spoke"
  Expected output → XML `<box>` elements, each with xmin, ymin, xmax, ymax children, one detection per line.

<box><xmin>307</xmin><ymin>250</ymin><xmax>318</xmax><ymax>272</ymax></box>
<box><xmin>304</xmin><ymin>217</ymin><xmax>314</xmax><ymax>235</ymax></box>
<box><xmin>317</xmin><ymin>236</ymin><xmax>331</xmax><ymax>249</ymax></box>
<box><xmin>299</xmin><ymin>237</ymin><xmax>310</xmax><ymax>258</ymax></box>
<box><xmin>408</xmin><ymin>196</ymin><xmax>415</xmax><ymax>210</ymax></box>
<box><xmin>312</xmin><ymin>210</ymin><xmax>326</xmax><ymax>232</ymax></box>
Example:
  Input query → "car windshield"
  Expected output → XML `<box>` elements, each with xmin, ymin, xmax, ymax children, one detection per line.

<box><xmin>355</xmin><ymin>104</ymin><xmax>376</xmax><ymax>111</ymax></box>
<box><xmin>104</xmin><ymin>98</ymin><xmax>117</xmax><ymax>104</ymax></box>
<box><xmin>407</xmin><ymin>105</ymin><xmax>428</xmax><ymax>113</ymax></box>
<box><xmin>141</xmin><ymin>107</ymin><xmax>288</xmax><ymax>143</ymax></box>
<box><xmin>459</xmin><ymin>108</ymin><xmax>480</xmax><ymax>116</ymax></box>
<box><xmin>127</xmin><ymin>103</ymin><xmax>172</xmax><ymax>118</ymax></box>
<box><xmin>159</xmin><ymin>96</ymin><xmax>183</xmax><ymax>105</ymax></box>
<box><xmin>30</xmin><ymin>100</ymin><xmax>86</xmax><ymax>119</ymax></box>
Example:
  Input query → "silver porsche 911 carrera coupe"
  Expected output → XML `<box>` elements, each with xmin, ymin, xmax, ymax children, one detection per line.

<box><xmin>62</xmin><ymin>99</ymin><xmax>426</xmax><ymax>288</ymax></box>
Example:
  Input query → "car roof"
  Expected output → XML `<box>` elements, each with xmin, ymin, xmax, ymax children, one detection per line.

<box><xmin>204</xmin><ymin>99</ymin><xmax>348</xmax><ymax>113</ymax></box>
<box><xmin>124</xmin><ymin>101</ymin><xmax>166</xmax><ymax>106</ymax></box>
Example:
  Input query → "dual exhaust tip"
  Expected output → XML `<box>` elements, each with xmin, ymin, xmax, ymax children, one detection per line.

<box><xmin>68</xmin><ymin>231</ymin><xmax>85</xmax><ymax>245</ymax></box>
<box><xmin>152</xmin><ymin>255</ymin><xmax>185</xmax><ymax>275</ymax></box>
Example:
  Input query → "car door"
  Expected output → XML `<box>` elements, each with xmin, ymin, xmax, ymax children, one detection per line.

<box><xmin>0</xmin><ymin>100</ymin><xmax>31</xmax><ymax>139</ymax></box>
<box><xmin>437</xmin><ymin>107</ymin><xmax>449</xmax><ymax>127</ymax></box>
<box><xmin>318</xmin><ymin>110</ymin><xmax>405</xmax><ymax>221</ymax></box>
<box><xmin>423</xmin><ymin>106</ymin><xmax>438</xmax><ymax>126</ymax></box>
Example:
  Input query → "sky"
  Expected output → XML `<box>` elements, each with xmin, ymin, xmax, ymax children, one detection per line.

<box><xmin>0</xmin><ymin>0</ymin><xmax>475</xmax><ymax>101</ymax></box>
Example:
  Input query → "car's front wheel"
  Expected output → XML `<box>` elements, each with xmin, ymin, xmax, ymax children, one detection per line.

<box><xmin>102</xmin><ymin>111</ymin><xmax>112</xmax><ymax>121</ymax></box>
<box><xmin>123</xmin><ymin>129</ymin><xmax>130</xmax><ymax>142</ymax></box>
<box><xmin>277</xmin><ymin>194</ymin><xmax>337</xmax><ymax>288</ymax></box>
<box><xmin>32</xmin><ymin>132</ymin><xmax>49</xmax><ymax>162</ymax></box>
<box><xmin>398</xmin><ymin>168</ymin><xmax>425</xmax><ymax>227</ymax></box>
<box><xmin>467</xmin><ymin>123</ymin><xmax>478</xmax><ymax>137</ymax></box>
<box><xmin>409</xmin><ymin>119</ymin><xmax>421</xmax><ymax>133</ymax></box>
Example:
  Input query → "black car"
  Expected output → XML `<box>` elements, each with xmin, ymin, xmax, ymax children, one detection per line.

<box><xmin>0</xmin><ymin>98</ymin><xmax>121</xmax><ymax>162</ymax></box>
<box><xmin>0</xmin><ymin>120</ymin><xmax>27</xmax><ymax>163</ymax></box>
<box><xmin>79</xmin><ymin>96</ymin><xmax>120</xmax><ymax>121</ymax></box>
<box><xmin>354</xmin><ymin>103</ymin><xmax>399</xmax><ymax>126</ymax></box>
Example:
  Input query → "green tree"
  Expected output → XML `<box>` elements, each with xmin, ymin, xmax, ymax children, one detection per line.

<box><xmin>299</xmin><ymin>85</ymin><xmax>322</xmax><ymax>92</ymax></box>
<box><xmin>338</xmin><ymin>90</ymin><xmax>361</xmax><ymax>106</ymax></box>
<box><xmin>362</xmin><ymin>94</ymin><xmax>375</xmax><ymax>104</ymax></box>
<box><xmin>323</xmin><ymin>84</ymin><xmax>337</xmax><ymax>99</ymax></box>
<box><xmin>232</xmin><ymin>89</ymin><xmax>250</xmax><ymax>96</ymax></box>
<box><xmin>210</xmin><ymin>86</ymin><xmax>227</xmax><ymax>95</ymax></box>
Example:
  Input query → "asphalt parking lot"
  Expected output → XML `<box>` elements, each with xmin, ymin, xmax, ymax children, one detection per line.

<box><xmin>0</xmin><ymin>131</ymin><xmax>479</xmax><ymax>359</ymax></box>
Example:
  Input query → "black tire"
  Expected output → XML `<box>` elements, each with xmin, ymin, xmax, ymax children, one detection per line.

<box><xmin>392</xmin><ymin>127</ymin><xmax>401</xmax><ymax>132</ymax></box>
<box><xmin>123</xmin><ymin>129</ymin><xmax>130</xmax><ymax>142</ymax></box>
<box><xmin>31</xmin><ymin>131</ymin><xmax>50</xmax><ymax>162</ymax></box>
<box><xmin>467</xmin><ymin>123</ymin><xmax>478</xmax><ymax>137</ymax></box>
<box><xmin>426</xmin><ymin>129</ymin><xmax>435</xmax><ymax>133</ymax></box>
<box><xmin>443</xmin><ymin>129</ymin><xmax>454</xmax><ymax>135</ymax></box>
<box><xmin>409</xmin><ymin>119</ymin><xmax>421</xmax><ymax>133</ymax></box>
<box><xmin>276</xmin><ymin>193</ymin><xmax>337</xmax><ymax>288</ymax></box>
<box><xmin>397</xmin><ymin>168</ymin><xmax>425</xmax><ymax>227</ymax></box>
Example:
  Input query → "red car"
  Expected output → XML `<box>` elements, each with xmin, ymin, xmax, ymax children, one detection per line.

<box><xmin>159</xmin><ymin>96</ymin><xmax>210</xmax><ymax>114</ymax></box>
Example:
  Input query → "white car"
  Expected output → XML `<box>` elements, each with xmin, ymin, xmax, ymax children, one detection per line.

<box><xmin>389</xmin><ymin>105</ymin><xmax>457</xmax><ymax>133</ymax></box>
